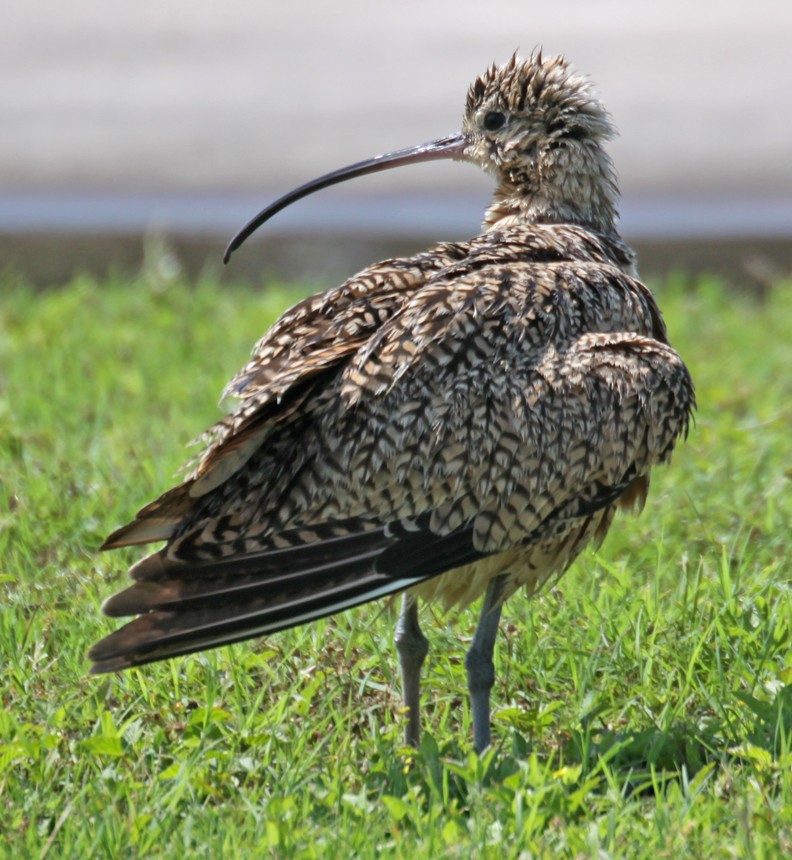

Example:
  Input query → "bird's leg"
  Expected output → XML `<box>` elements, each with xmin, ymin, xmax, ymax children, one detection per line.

<box><xmin>466</xmin><ymin>574</ymin><xmax>508</xmax><ymax>754</ymax></box>
<box><xmin>394</xmin><ymin>593</ymin><xmax>429</xmax><ymax>748</ymax></box>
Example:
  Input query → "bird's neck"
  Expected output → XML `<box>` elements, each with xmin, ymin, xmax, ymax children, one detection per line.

<box><xmin>483</xmin><ymin>148</ymin><xmax>621</xmax><ymax>239</ymax></box>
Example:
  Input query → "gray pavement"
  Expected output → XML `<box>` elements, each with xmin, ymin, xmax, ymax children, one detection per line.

<box><xmin>2</xmin><ymin>1</ymin><xmax>791</xmax><ymax>281</ymax></box>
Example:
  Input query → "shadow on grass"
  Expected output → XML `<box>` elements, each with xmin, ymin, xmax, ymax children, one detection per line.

<box><xmin>371</xmin><ymin>685</ymin><xmax>792</xmax><ymax>811</ymax></box>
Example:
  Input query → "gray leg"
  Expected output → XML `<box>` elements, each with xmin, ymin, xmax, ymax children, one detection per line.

<box><xmin>394</xmin><ymin>593</ymin><xmax>429</xmax><ymax>748</ymax></box>
<box><xmin>466</xmin><ymin>574</ymin><xmax>508</xmax><ymax>754</ymax></box>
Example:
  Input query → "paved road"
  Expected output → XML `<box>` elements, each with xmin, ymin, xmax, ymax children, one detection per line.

<box><xmin>2</xmin><ymin>1</ymin><xmax>791</xmax><ymax>285</ymax></box>
<box><xmin>4</xmin><ymin>1</ymin><xmax>791</xmax><ymax>200</ymax></box>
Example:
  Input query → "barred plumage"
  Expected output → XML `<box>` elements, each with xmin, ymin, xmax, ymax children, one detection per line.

<box><xmin>90</xmin><ymin>51</ymin><xmax>695</xmax><ymax>753</ymax></box>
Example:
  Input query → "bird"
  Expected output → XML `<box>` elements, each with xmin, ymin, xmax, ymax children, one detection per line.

<box><xmin>90</xmin><ymin>51</ymin><xmax>695</xmax><ymax>754</ymax></box>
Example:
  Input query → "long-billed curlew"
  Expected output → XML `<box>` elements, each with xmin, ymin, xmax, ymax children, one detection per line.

<box><xmin>90</xmin><ymin>52</ymin><xmax>694</xmax><ymax>753</ymax></box>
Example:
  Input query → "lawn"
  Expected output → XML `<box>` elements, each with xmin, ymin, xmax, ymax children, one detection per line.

<box><xmin>1</xmin><ymin>265</ymin><xmax>790</xmax><ymax>857</ymax></box>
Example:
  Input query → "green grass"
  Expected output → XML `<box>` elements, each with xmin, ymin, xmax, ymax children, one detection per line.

<box><xmin>1</xmin><ymin>265</ymin><xmax>791</xmax><ymax>858</ymax></box>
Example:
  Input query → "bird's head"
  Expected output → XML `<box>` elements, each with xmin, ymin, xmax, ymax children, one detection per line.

<box><xmin>460</xmin><ymin>52</ymin><xmax>619</xmax><ymax>230</ymax></box>
<box><xmin>225</xmin><ymin>51</ymin><xmax>620</xmax><ymax>262</ymax></box>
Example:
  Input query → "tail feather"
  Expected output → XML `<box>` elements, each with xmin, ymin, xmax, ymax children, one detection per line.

<box><xmin>127</xmin><ymin>520</ymin><xmax>391</xmax><ymax>584</ymax></box>
<box><xmin>101</xmin><ymin>543</ymin><xmax>389</xmax><ymax>617</ymax></box>
<box><xmin>89</xmin><ymin>567</ymin><xmax>423</xmax><ymax>673</ymax></box>
<box><xmin>90</xmin><ymin>516</ymin><xmax>492</xmax><ymax>674</ymax></box>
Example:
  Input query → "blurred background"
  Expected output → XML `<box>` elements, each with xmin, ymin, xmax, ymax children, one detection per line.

<box><xmin>3</xmin><ymin>0</ymin><xmax>791</xmax><ymax>287</ymax></box>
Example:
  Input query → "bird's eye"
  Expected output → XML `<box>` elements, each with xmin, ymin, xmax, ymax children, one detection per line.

<box><xmin>482</xmin><ymin>111</ymin><xmax>506</xmax><ymax>132</ymax></box>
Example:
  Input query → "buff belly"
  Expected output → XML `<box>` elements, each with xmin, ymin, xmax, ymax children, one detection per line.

<box><xmin>409</xmin><ymin>506</ymin><xmax>616</xmax><ymax>610</ymax></box>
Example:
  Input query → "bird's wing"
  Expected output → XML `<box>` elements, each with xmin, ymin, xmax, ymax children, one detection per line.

<box><xmin>100</xmin><ymin>240</ymin><xmax>469</xmax><ymax>550</ymax></box>
<box><xmin>91</xmin><ymin>247</ymin><xmax>694</xmax><ymax>672</ymax></box>
<box><xmin>219</xmin><ymin>241</ymin><xmax>470</xmax><ymax>414</ymax></box>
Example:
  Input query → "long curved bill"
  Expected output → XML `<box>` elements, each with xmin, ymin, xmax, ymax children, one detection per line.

<box><xmin>223</xmin><ymin>132</ymin><xmax>469</xmax><ymax>263</ymax></box>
